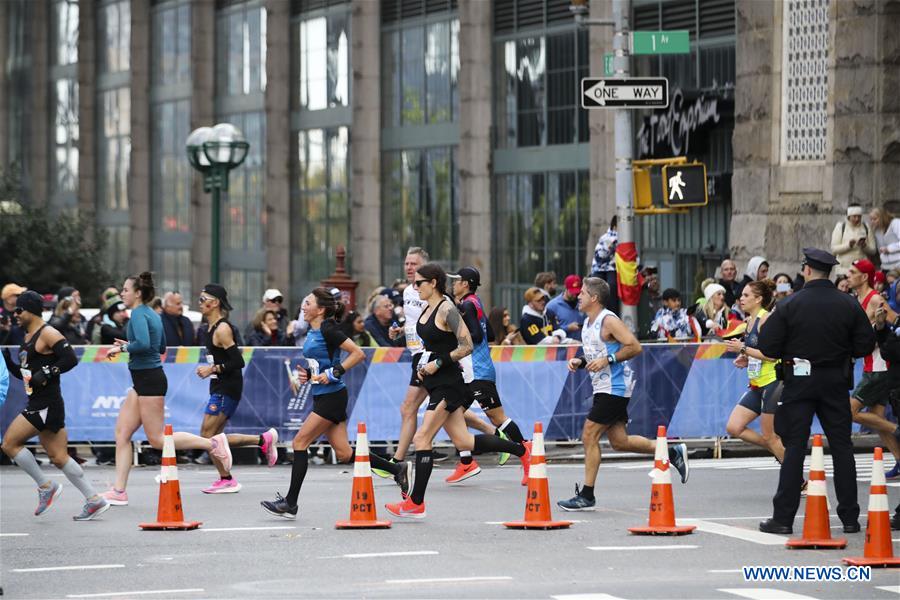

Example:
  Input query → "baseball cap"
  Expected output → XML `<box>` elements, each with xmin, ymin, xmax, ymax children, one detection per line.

<box><xmin>263</xmin><ymin>288</ymin><xmax>284</xmax><ymax>302</ymax></box>
<box><xmin>451</xmin><ymin>267</ymin><xmax>481</xmax><ymax>290</ymax></box>
<box><xmin>380</xmin><ymin>288</ymin><xmax>402</xmax><ymax>306</ymax></box>
<box><xmin>15</xmin><ymin>290</ymin><xmax>43</xmax><ymax>316</ymax></box>
<box><xmin>106</xmin><ymin>300</ymin><xmax>127</xmax><ymax>318</ymax></box>
<box><xmin>564</xmin><ymin>275</ymin><xmax>582</xmax><ymax>295</ymax></box>
<box><xmin>203</xmin><ymin>284</ymin><xmax>234</xmax><ymax>311</ymax></box>
<box><xmin>524</xmin><ymin>287</ymin><xmax>547</xmax><ymax>303</ymax></box>
<box><xmin>57</xmin><ymin>286</ymin><xmax>76</xmax><ymax>301</ymax></box>
<box><xmin>2</xmin><ymin>283</ymin><xmax>26</xmax><ymax>301</ymax></box>
<box><xmin>851</xmin><ymin>258</ymin><xmax>876</xmax><ymax>286</ymax></box>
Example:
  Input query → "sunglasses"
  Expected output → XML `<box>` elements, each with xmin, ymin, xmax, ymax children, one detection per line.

<box><xmin>413</xmin><ymin>279</ymin><xmax>430</xmax><ymax>288</ymax></box>
<box><xmin>199</xmin><ymin>295</ymin><xmax>214</xmax><ymax>303</ymax></box>
<box><xmin>268</xmin><ymin>297</ymin><xmax>283</xmax><ymax>303</ymax></box>
<box><xmin>13</xmin><ymin>307</ymin><xmax>23</xmax><ymax>315</ymax></box>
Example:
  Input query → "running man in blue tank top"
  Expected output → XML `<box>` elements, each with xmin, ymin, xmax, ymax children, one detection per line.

<box><xmin>557</xmin><ymin>277</ymin><xmax>690</xmax><ymax>512</ymax></box>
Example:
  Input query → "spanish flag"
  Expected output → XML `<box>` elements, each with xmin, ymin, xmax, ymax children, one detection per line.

<box><xmin>615</xmin><ymin>241</ymin><xmax>643</xmax><ymax>306</ymax></box>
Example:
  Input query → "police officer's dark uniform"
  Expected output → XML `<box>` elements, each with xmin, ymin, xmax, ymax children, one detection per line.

<box><xmin>756</xmin><ymin>248</ymin><xmax>875</xmax><ymax>534</ymax></box>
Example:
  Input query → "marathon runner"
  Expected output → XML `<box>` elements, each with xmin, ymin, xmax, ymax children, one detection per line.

<box><xmin>1</xmin><ymin>291</ymin><xmax>110</xmax><ymax>520</ymax></box>
<box><xmin>195</xmin><ymin>283</ymin><xmax>278</xmax><ymax>493</ymax></box>
<box><xmin>384</xmin><ymin>264</ymin><xmax>529</xmax><ymax>519</ymax></box>
<box><xmin>260</xmin><ymin>288</ymin><xmax>411</xmax><ymax>519</ymax></box>
<box><xmin>558</xmin><ymin>277</ymin><xmax>688</xmax><ymax>511</ymax></box>
<box><xmin>101</xmin><ymin>272</ymin><xmax>232</xmax><ymax>506</ymax></box>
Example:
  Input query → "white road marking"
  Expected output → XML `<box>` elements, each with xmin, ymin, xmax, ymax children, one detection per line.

<box><xmin>13</xmin><ymin>564</ymin><xmax>125</xmax><ymax>573</ymax></box>
<box><xmin>718</xmin><ymin>588</ymin><xmax>818</xmax><ymax>600</ymax></box>
<box><xmin>587</xmin><ymin>545</ymin><xmax>698</xmax><ymax>551</ymax></box>
<box><xmin>485</xmin><ymin>520</ymin><xmax>587</xmax><ymax>524</ymax></box>
<box><xmin>876</xmin><ymin>585</ymin><xmax>900</xmax><ymax>594</ymax></box>
<box><xmin>682</xmin><ymin>516</ymin><xmax>770</xmax><ymax>521</ymax></box>
<box><xmin>66</xmin><ymin>589</ymin><xmax>205</xmax><ymax>598</ymax></box>
<box><xmin>682</xmin><ymin>520</ymin><xmax>787</xmax><ymax>545</ymax></box>
<box><xmin>0</xmin><ymin>533</ymin><xmax>29</xmax><ymax>537</ymax></box>
<box><xmin>551</xmin><ymin>594</ymin><xmax>627</xmax><ymax>600</ymax></box>
<box><xmin>384</xmin><ymin>576</ymin><xmax>512</xmax><ymax>584</ymax></box>
<box><xmin>200</xmin><ymin>526</ymin><xmax>296</xmax><ymax>532</ymax></box>
<box><xmin>328</xmin><ymin>550</ymin><xmax>438</xmax><ymax>559</ymax></box>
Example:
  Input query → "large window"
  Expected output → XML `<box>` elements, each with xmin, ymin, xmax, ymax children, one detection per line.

<box><xmin>220</xmin><ymin>112</ymin><xmax>266</xmax><ymax>254</ymax></box>
<box><xmin>495</xmin><ymin>29</ymin><xmax>588</xmax><ymax>148</ymax></box>
<box><xmin>52</xmin><ymin>0</ymin><xmax>79</xmax><ymax>66</ymax></box>
<box><xmin>6</xmin><ymin>0</ymin><xmax>33</xmax><ymax>200</ymax></box>
<box><xmin>153</xmin><ymin>100</ymin><xmax>191</xmax><ymax>234</ymax></box>
<box><xmin>297</xmin><ymin>12</ymin><xmax>349</xmax><ymax>110</ymax></box>
<box><xmin>218</xmin><ymin>4</ymin><xmax>267</xmax><ymax>98</ymax></box>
<box><xmin>99</xmin><ymin>0</ymin><xmax>130</xmax><ymax>73</ymax></box>
<box><xmin>493</xmin><ymin>171</ymin><xmax>590</xmax><ymax>311</ymax></box>
<box><xmin>382</xmin><ymin>147</ymin><xmax>458</xmax><ymax>278</ymax></box>
<box><xmin>49</xmin><ymin>0</ymin><xmax>79</xmax><ymax>211</ymax></box>
<box><xmin>153</xmin><ymin>0</ymin><xmax>190</xmax><ymax>86</ymax></box>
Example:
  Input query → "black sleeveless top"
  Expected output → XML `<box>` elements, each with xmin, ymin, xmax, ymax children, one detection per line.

<box><xmin>205</xmin><ymin>319</ymin><xmax>243</xmax><ymax>400</ymax></box>
<box><xmin>416</xmin><ymin>298</ymin><xmax>463</xmax><ymax>388</ymax></box>
<box><xmin>19</xmin><ymin>325</ymin><xmax>62</xmax><ymax>408</ymax></box>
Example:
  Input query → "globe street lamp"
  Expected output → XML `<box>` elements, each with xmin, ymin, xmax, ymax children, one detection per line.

<box><xmin>186</xmin><ymin>123</ymin><xmax>250</xmax><ymax>283</ymax></box>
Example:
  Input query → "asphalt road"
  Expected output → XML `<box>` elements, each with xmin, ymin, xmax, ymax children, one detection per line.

<box><xmin>1</xmin><ymin>453</ymin><xmax>898</xmax><ymax>599</ymax></box>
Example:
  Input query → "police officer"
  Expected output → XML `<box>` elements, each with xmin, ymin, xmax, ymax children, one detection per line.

<box><xmin>756</xmin><ymin>248</ymin><xmax>875</xmax><ymax>534</ymax></box>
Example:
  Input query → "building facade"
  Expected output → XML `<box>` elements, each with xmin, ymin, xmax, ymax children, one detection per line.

<box><xmin>2</xmin><ymin>0</ymin><xmax>897</xmax><ymax>325</ymax></box>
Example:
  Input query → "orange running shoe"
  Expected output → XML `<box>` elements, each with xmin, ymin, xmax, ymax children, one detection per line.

<box><xmin>520</xmin><ymin>441</ymin><xmax>532</xmax><ymax>486</ymax></box>
<box><xmin>385</xmin><ymin>497</ymin><xmax>426</xmax><ymax>519</ymax></box>
<box><xmin>445</xmin><ymin>460</ymin><xmax>482</xmax><ymax>484</ymax></box>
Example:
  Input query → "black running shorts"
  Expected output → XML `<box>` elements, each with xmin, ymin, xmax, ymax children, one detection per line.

<box><xmin>130</xmin><ymin>367</ymin><xmax>168</xmax><ymax>397</ymax></box>
<box><xmin>22</xmin><ymin>398</ymin><xmax>66</xmax><ymax>433</ymax></box>
<box><xmin>587</xmin><ymin>392</ymin><xmax>629</xmax><ymax>425</ymax></box>
<box><xmin>426</xmin><ymin>382</ymin><xmax>473</xmax><ymax>413</ymax></box>
<box><xmin>312</xmin><ymin>388</ymin><xmax>349</xmax><ymax>424</ymax></box>
<box><xmin>469</xmin><ymin>380</ymin><xmax>502</xmax><ymax>411</ymax></box>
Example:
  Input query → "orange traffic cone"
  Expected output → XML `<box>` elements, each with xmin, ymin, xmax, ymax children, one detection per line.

<box><xmin>629</xmin><ymin>425</ymin><xmax>695</xmax><ymax>535</ymax></box>
<box><xmin>843</xmin><ymin>448</ymin><xmax>900</xmax><ymax>567</ymax></box>
<box><xmin>139</xmin><ymin>424</ymin><xmax>202</xmax><ymax>530</ymax></box>
<box><xmin>335</xmin><ymin>423</ymin><xmax>391</xmax><ymax>529</ymax></box>
<box><xmin>786</xmin><ymin>434</ymin><xmax>846</xmax><ymax>549</ymax></box>
<box><xmin>504</xmin><ymin>422</ymin><xmax>572</xmax><ymax>530</ymax></box>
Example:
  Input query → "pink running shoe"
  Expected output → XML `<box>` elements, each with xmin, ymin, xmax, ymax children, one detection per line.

<box><xmin>520</xmin><ymin>441</ymin><xmax>532</xmax><ymax>486</ymax></box>
<box><xmin>202</xmin><ymin>478</ymin><xmax>242</xmax><ymax>494</ymax></box>
<box><xmin>100</xmin><ymin>488</ymin><xmax>128</xmax><ymax>506</ymax></box>
<box><xmin>209</xmin><ymin>433</ymin><xmax>233</xmax><ymax>472</ymax></box>
<box><xmin>260</xmin><ymin>428</ymin><xmax>279</xmax><ymax>467</ymax></box>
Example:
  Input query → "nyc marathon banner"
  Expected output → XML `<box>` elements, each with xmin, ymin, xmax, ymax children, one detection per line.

<box><xmin>0</xmin><ymin>345</ymin><xmax>866</xmax><ymax>442</ymax></box>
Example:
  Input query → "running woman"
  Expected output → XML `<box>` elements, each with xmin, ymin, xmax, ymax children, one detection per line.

<box><xmin>260</xmin><ymin>288</ymin><xmax>412</xmax><ymax>519</ymax></box>
<box><xmin>1</xmin><ymin>291</ymin><xmax>110</xmax><ymax>520</ymax></box>
<box><xmin>101</xmin><ymin>272</ymin><xmax>232</xmax><ymax>506</ymax></box>
<box><xmin>384</xmin><ymin>263</ymin><xmax>529</xmax><ymax>519</ymax></box>
<box><xmin>724</xmin><ymin>280</ymin><xmax>786</xmax><ymax>463</ymax></box>
<box><xmin>446</xmin><ymin>266</ymin><xmax>530</xmax><ymax>485</ymax></box>
<box><xmin>195</xmin><ymin>283</ymin><xmax>278</xmax><ymax>494</ymax></box>
<box><xmin>558</xmin><ymin>277</ymin><xmax>688</xmax><ymax>511</ymax></box>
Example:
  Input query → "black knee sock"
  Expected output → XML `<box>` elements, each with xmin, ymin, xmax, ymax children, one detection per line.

<box><xmin>498</xmin><ymin>419</ymin><xmax>526</xmax><ymax>445</ymax></box>
<box><xmin>369</xmin><ymin>452</ymin><xmax>400</xmax><ymax>475</ymax></box>
<box><xmin>474</xmin><ymin>434</ymin><xmax>524</xmax><ymax>457</ymax></box>
<box><xmin>410</xmin><ymin>450</ymin><xmax>433</xmax><ymax>505</ymax></box>
<box><xmin>285</xmin><ymin>451</ymin><xmax>308</xmax><ymax>506</ymax></box>
<box><xmin>258</xmin><ymin>435</ymin><xmax>265</xmax><ymax>447</ymax></box>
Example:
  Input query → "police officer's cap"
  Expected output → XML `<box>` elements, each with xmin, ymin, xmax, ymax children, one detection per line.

<box><xmin>802</xmin><ymin>247</ymin><xmax>839</xmax><ymax>272</ymax></box>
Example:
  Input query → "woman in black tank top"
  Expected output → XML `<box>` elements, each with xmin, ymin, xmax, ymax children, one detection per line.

<box><xmin>384</xmin><ymin>264</ymin><xmax>529</xmax><ymax>520</ymax></box>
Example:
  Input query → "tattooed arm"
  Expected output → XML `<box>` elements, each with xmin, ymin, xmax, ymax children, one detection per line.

<box><xmin>439</xmin><ymin>301</ymin><xmax>473</xmax><ymax>362</ymax></box>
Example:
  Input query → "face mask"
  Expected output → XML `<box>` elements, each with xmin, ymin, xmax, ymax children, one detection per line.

<box><xmin>776</xmin><ymin>283</ymin><xmax>791</xmax><ymax>293</ymax></box>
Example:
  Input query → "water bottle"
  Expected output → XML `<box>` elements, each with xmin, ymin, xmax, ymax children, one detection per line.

<box><xmin>307</xmin><ymin>358</ymin><xmax>320</xmax><ymax>384</ymax></box>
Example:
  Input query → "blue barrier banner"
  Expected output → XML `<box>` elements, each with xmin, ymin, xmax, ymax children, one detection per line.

<box><xmin>0</xmin><ymin>344</ymin><xmax>866</xmax><ymax>442</ymax></box>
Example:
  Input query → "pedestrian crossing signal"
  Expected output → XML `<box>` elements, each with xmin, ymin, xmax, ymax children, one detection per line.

<box><xmin>661</xmin><ymin>163</ymin><xmax>707</xmax><ymax>207</ymax></box>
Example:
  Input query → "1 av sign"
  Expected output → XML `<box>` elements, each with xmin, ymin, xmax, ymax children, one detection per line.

<box><xmin>631</xmin><ymin>30</ymin><xmax>690</xmax><ymax>55</ymax></box>
<box><xmin>581</xmin><ymin>78</ymin><xmax>669</xmax><ymax>109</ymax></box>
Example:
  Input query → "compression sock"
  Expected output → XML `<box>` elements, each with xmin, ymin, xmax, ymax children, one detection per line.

<box><xmin>13</xmin><ymin>448</ymin><xmax>49</xmax><ymax>487</ymax></box>
<box><xmin>367</xmin><ymin>452</ymin><xmax>401</xmax><ymax>475</ymax></box>
<box><xmin>580</xmin><ymin>484</ymin><xmax>595</xmax><ymax>500</ymax></box>
<box><xmin>61</xmin><ymin>458</ymin><xmax>97</xmax><ymax>499</ymax></box>
<box><xmin>285</xmin><ymin>451</ymin><xmax>309</xmax><ymax>506</ymax></box>
<box><xmin>459</xmin><ymin>450</ymin><xmax>473</xmax><ymax>466</ymax></box>
<box><xmin>497</xmin><ymin>418</ymin><xmax>526</xmax><ymax>444</ymax></box>
<box><xmin>221</xmin><ymin>474</ymin><xmax>233</xmax><ymax>480</ymax></box>
<box><xmin>410</xmin><ymin>450</ymin><xmax>433</xmax><ymax>505</ymax></box>
<box><xmin>474</xmin><ymin>433</ymin><xmax>525</xmax><ymax>457</ymax></box>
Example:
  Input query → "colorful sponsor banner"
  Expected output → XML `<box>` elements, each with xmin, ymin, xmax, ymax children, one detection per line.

<box><xmin>0</xmin><ymin>345</ymin><xmax>866</xmax><ymax>442</ymax></box>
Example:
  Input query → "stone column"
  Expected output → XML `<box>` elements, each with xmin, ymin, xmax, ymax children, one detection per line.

<box><xmin>77</xmin><ymin>0</ymin><xmax>97</xmax><ymax>222</ymax></box>
<box><xmin>190</xmin><ymin>0</ymin><xmax>216</xmax><ymax>292</ymax></box>
<box><xmin>129</xmin><ymin>0</ymin><xmax>152</xmax><ymax>273</ymax></box>
<box><xmin>587</xmin><ymin>0</ymin><xmax>616</xmax><ymax>267</ymax></box>
<box><xmin>264</xmin><ymin>0</ymin><xmax>291</xmax><ymax>301</ymax></box>
<box><xmin>349</xmin><ymin>0</ymin><xmax>382</xmax><ymax>308</ymax></box>
<box><xmin>29</xmin><ymin>0</ymin><xmax>50</xmax><ymax>207</ymax></box>
<box><xmin>0</xmin><ymin>3</ymin><xmax>8</xmax><ymax>170</ymax></box>
<box><xmin>457</xmin><ymin>0</ymin><xmax>493</xmax><ymax>302</ymax></box>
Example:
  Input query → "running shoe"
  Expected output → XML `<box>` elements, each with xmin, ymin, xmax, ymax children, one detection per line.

<box><xmin>260</xmin><ymin>493</ymin><xmax>298</xmax><ymax>519</ymax></box>
<box><xmin>100</xmin><ymin>488</ymin><xmax>128</xmax><ymax>506</ymax></box>
<box><xmin>800</xmin><ymin>479</ymin><xmax>808</xmax><ymax>497</ymax></box>
<box><xmin>432</xmin><ymin>450</ymin><xmax>449</xmax><ymax>463</ymax></box>
<box><xmin>209</xmin><ymin>433</ymin><xmax>233</xmax><ymax>472</ymax></box>
<box><xmin>668</xmin><ymin>443</ymin><xmax>690</xmax><ymax>484</ymax></box>
<box><xmin>384</xmin><ymin>497</ymin><xmax>426</xmax><ymax>519</ymax></box>
<box><xmin>202</xmin><ymin>478</ymin><xmax>242</xmax><ymax>494</ymax></box>
<box><xmin>886</xmin><ymin>461</ymin><xmax>900</xmax><ymax>480</ymax></box>
<box><xmin>393</xmin><ymin>460</ymin><xmax>413</xmax><ymax>498</ymax></box>
<box><xmin>73</xmin><ymin>496</ymin><xmax>110</xmax><ymax>521</ymax></box>
<box><xmin>520</xmin><ymin>441</ymin><xmax>532</xmax><ymax>486</ymax></box>
<box><xmin>260</xmin><ymin>428</ymin><xmax>279</xmax><ymax>467</ymax></box>
<box><xmin>557</xmin><ymin>484</ymin><xmax>596</xmax><ymax>512</ymax></box>
<box><xmin>496</xmin><ymin>430</ymin><xmax>511</xmax><ymax>466</ymax></box>
<box><xmin>372</xmin><ymin>456</ymin><xmax>397</xmax><ymax>479</ymax></box>
<box><xmin>445</xmin><ymin>460</ymin><xmax>482</xmax><ymax>484</ymax></box>
<box><xmin>35</xmin><ymin>481</ymin><xmax>63</xmax><ymax>516</ymax></box>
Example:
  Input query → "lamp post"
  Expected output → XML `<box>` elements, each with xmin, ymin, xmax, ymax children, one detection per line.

<box><xmin>186</xmin><ymin>123</ymin><xmax>249</xmax><ymax>283</ymax></box>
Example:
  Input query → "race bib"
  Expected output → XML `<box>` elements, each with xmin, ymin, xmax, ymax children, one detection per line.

<box><xmin>405</xmin><ymin>322</ymin><xmax>423</xmax><ymax>352</ymax></box>
<box><xmin>747</xmin><ymin>357</ymin><xmax>762</xmax><ymax>379</ymax></box>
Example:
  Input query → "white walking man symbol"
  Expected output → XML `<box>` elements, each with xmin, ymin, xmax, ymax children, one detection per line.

<box><xmin>668</xmin><ymin>170</ymin><xmax>685</xmax><ymax>201</ymax></box>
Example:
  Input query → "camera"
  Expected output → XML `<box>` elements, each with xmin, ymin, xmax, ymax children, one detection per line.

<box><xmin>0</xmin><ymin>313</ymin><xmax>8</xmax><ymax>326</ymax></box>
<box><xmin>393</xmin><ymin>306</ymin><xmax>406</xmax><ymax>326</ymax></box>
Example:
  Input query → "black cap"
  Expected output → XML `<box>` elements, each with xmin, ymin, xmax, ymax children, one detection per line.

<box><xmin>452</xmin><ymin>266</ymin><xmax>481</xmax><ymax>290</ymax></box>
<box><xmin>57</xmin><ymin>286</ymin><xmax>75</xmax><ymax>301</ymax></box>
<box><xmin>106</xmin><ymin>301</ymin><xmax>127</xmax><ymax>318</ymax></box>
<box><xmin>16</xmin><ymin>290</ymin><xmax>44</xmax><ymax>316</ymax></box>
<box><xmin>802</xmin><ymin>247</ymin><xmax>839</xmax><ymax>273</ymax></box>
<box><xmin>380</xmin><ymin>288</ymin><xmax>402</xmax><ymax>306</ymax></box>
<box><xmin>202</xmin><ymin>283</ymin><xmax>233</xmax><ymax>311</ymax></box>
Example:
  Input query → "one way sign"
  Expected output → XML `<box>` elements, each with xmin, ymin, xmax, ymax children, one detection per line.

<box><xmin>581</xmin><ymin>77</ymin><xmax>669</xmax><ymax>109</ymax></box>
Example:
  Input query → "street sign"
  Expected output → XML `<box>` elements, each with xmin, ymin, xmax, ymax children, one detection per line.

<box><xmin>603</xmin><ymin>53</ymin><xmax>614</xmax><ymax>76</ymax></box>
<box><xmin>661</xmin><ymin>163</ymin><xmax>707</xmax><ymax>207</ymax></box>
<box><xmin>631</xmin><ymin>30</ymin><xmax>690</xmax><ymax>55</ymax></box>
<box><xmin>581</xmin><ymin>77</ymin><xmax>669</xmax><ymax>109</ymax></box>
